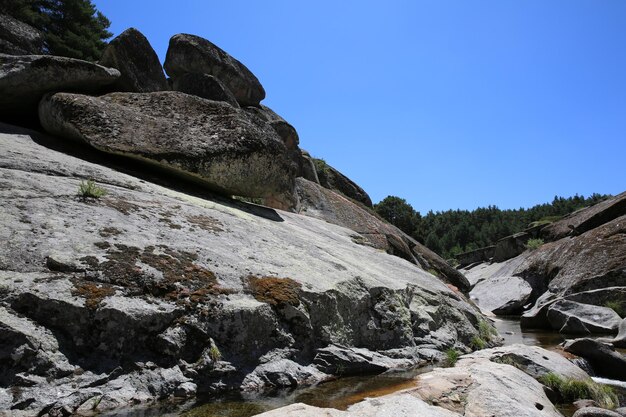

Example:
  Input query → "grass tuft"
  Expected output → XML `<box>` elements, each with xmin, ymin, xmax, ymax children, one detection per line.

<box><xmin>525</xmin><ymin>238</ymin><xmax>544</xmax><ymax>251</ymax></box>
<box><xmin>444</xmin><ymin>348</ymin><xmax>460</xmax><ymax>367</ymax></box>
<box><xmin>538</xmin><ymin>372</ymin><xmax>618</xmax><ymax>409</ymax></box>
<box><xmin>78</xmin><ymin>179</ymin><xmax>107</xmax><ymax>199</ymax></box>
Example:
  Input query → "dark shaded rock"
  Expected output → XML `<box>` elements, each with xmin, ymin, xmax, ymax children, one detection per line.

<box><xmin>0</xmin><ymin>53</ymin><xmax>119</xmax><ymax>119</ymax></box>
<box><xmin>559</xmin><ymin>316</ymin><xmax>591</xmax><ymax>335</ymax></box>
<box><xmin>572</xmin><ymin>407</ymin><xmax>623</xmax><ymax>417</ymax></box>
<box><xmin>99</xmin><ymin>27</ymin><xmax>168</xmax><ymax>93</ymax></box>
<box><xmin>313</xmin><ymin>158</ymin><xmax>373</xmax><ymax>207</ymax></box>
<box><xmin>164</xmin><ymin>33</ymin><xmax>265</xmax><ymax>106</ymax></box>
<box><xmin>245</xmin><ymin>105</ymin><xmax>299</xmax><ymax>150</ymax></box>
<box><xmin>471</xmin><ymin>275</ymin><xmax>533</xmax><ymax>315</ymax></box>
<box><xmin>38</xmin><ymin>91</ymin><xmax>296</xmax><ymax>205</ymax></box>
<box><xmin>298</xmin><ymin>150</ymin><xmax>320</xmax><ymax>183</ymax></box>
<box><xmin>493</xmin><ymin>231</ymin><xmax>531</xmax><ymax>262</ymax></box>
<box><xmin>563</xmin><ymin>338</ymin><xmax>626</xmax><ymax>380</ymax></box>
<box><xmin>547</xmin><ymin>300</ymin><xmax>621</xmax><ymax>334</ymax></box>
<box><xmin>456</xmin><ymin>245</ymin><xmax>495</xmax><ymax>268</ymax></box>
<box><xmin>541</xmin><ymin>192</ymin><xmax>626</xmax><ymax>241</ymax></box>
<box><xmin>295</xmin><ymin>178</ymin><xmax>470</xmax><ymax>291</ymax></box>
<box><xmin>0</xmin><ymin>13</ymin><xmax>43</xmax><ymax>55</ymax></box>
<box><xmin>172</xmin><ymin>72</ymin><xmax>238</xmax><ymax>107</ymax></box>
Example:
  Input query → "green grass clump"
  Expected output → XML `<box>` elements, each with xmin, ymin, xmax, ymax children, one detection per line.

<box><xmin>78</xmin><ymin>179</ymin><xmax>107</xmax><ymax>199</ymax></box>
<box><xmin>525</xmin><ymin>238</ymin><xmax>544</xmax><ymax>251</ymax></box>
<box><xmin>538</xmin><ymin>372</ymin><xmax>618</xmax><ymax>409</ymax></box>
<box><xmin>470</xmin><ymin>336</ymin><xmax>487</xmax><ymax>350</ymax></box>
<box><xmin>209</xmin><ymin>342</ymin><xmax>222</xmax><ymax>362</ymax></box>
<box><xmin>604</xmin><ymin>300</ymin><xmax>625</xmax><ymax>318</ymax></box>
<box><xmin>444</xmin><ymin>348</ymin><xmax>460</xmax><ymax>367</ymax></box>
<box><xmin>478</xmin><ymin>319</ymin><xmax>497</xmax><ymax>342</ymax></box>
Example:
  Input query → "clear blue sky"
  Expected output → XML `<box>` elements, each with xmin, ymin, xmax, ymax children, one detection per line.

<box><xmin>94</xmin><ymin>0</ymin><xmax>626</xmax><ymax>214</ymax></box>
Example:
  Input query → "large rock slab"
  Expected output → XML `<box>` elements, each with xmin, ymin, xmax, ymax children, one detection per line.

<box><xmin>414</xmin><ymin>358</ymin><xmax>561</xmax><ymax>417</ymax></box>
<box><xmin>0</xmin><ymin>13</ymin><xmax>43</xmax><ymax>55</ymax></box>
<box><xmin>99</xmin><ymin>27</ymin><xmax>168</xmax><ymax>93</ymax></box>
<box><xmin>295</xmin><ymin>177</ymin><xmax>470</xmax><ymax>291</ymax></box>
<box><xmin>0</xmin><ymin>54</ymin><xmax>119</xmax><ymax>118</ymax></box>
<box><xmin>563</xmin><ymin>338</ymin><xmax>626</xmax><ymax>381</ymax></box>
<box><xmin>514</xmin><ymin>214</ymin><xmax>626</xmax><ymax>295</ymax></box>
<box><xmin>547</xmin><ymin>300</ymin><xmax>621</xmax><ymax>334</ymax></box>
<box><xmin>38</xmin><ymin>91</ymin><xmax>296</xmax><ymax>204</ymax></box>
<box><xmin>541</xmin><ymin>192</ymin><xmax>626</xmax><ymax>241</ymax></box>
<box><xmin>0</xmin><ymin>127</ymin><xmax>489</xmax><ymax>414</ymax></box>
<box><xmin>164</xmin><ymin>33</ymin><xmax>265</xmax><ymax>106</ymax></box>
<box><xmin>464</xmin><ymin>344</ymin><xmax>590</xmax><ymax>380</ymax></box>
<box><xmin>471</xmin><ymin>275</ymin><xmax>533</xmax><ymax>315</ymax></box>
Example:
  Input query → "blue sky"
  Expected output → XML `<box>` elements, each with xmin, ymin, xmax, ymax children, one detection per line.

<box><xmin>94</xmin><ymin>0</ymin><xmax>626</xmax><ymax>213</ymax></box>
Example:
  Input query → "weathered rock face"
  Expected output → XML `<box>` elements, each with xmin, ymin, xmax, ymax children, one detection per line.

<box><xmin>563</xmin><ymin>338</ymin><xmax>626</xmax><ymax>381</ymax></box>
<box><xmin>471</xmin><ymin>275</ymin><xmax>533</xmax><ymax>315</ymax></box>
<box><xmin>518</xmin><ymin>215</ymin><xmax>626</xmax><ymax>296</ymax></box>
<box><xmin>38</xmin><ymin>91</ymin><xmax>297</xmax><ymax>205</ymax></box>
<box><xmin>0</xmin><ymin>13</ymin><xmax>43</xmax><ymax>55</ymax></box>
<box><xmin>295</xmin><ymin>177</ymin><xmax>470</xmax><ymax>292</ymax></box>
<box><xmin>573</xmin><ymin>407</ymin><xmax>623</xmax><ymax>417</ymax></box>
<box><xmin>164</xmin><ymin>33</ymin><xmax>265</xmax><ymax>106</ymax></box>
<box><xmin>541</xmin><ymin>192</ymin><xmax>626</xmax><ymax>242</ymax></box>
<box><xmin>245</xmin><ymin>105</ymin><xmax>300</xmax><ymax>151</ymax></box>
<box><xmin>99</xmin><ymin>27</ymin><xmax>169</xmax><ymax>93</ymax></box>
<box><xmin>313</xmin><ymin>158</ymin><xmax>373</xmax><ymax>207</ymax></box>
<box><xmin>0</xmin><ymin>54</ymin><xmax>119</xmax><ymax>118</ymax></box>
<box><xmin>546</xmin><ymin>300</ymin><xmax>621</xmax><ymax>334</ymax></box>
<box><xmin>0</xmin><ymin>127</ymin><xmax>490</xmax><ymax>414</ymax></box>
<box><xmin>172</xmin><ymin>72</ymin><xmax>239</xmax><ymax>107</ymax></box>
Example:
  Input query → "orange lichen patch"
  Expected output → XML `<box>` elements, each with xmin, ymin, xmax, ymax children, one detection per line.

<box><xmin>79</xmin><ymin>245</ymin><xmax>230</xmax><ymax>307</ymax></box>
<box><xmin>187</xmin><ymin>215</ymin><xmax>224</xmax><ymax>233</ymax></box>
<box><xmin>246</xmin><ymin>275</ymin><xmax>302</xmax><ymax>307</ymax></box>
<box><xmin>72</xmin><ymin>282</ymin><xmax>115</xmax><ymax>309</ymax></box>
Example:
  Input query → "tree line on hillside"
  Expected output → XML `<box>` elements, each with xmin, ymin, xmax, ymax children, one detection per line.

<box><xmin>2</xmin><ymin>0</ymin><xmax>111</xmax><ymax>60</ymax></box>
<box><xmin>374</xmin><ymin>193</ymin><xmax>609</xmax><ymax>260</ymax></box>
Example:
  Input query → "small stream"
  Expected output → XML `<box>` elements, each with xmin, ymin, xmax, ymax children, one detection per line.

<box><xmin>107</xmin><ymin>318</ymin><xmax>624</xmax><ymax>417</ymax></box>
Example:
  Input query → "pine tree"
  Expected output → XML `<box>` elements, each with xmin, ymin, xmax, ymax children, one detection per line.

<box><xmin>1</xmin><ymin>0</ymin><xmax>111</xmax><ymax>61</ymax></box>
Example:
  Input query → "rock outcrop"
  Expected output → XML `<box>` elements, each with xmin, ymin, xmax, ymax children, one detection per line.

<box><xmin>99</xmin><ymin>27</ymin><xmax>169</xmax><ymax>93</ymax></box>
<box><xmin>295</xmin><ymin>178</ymin><xmax>470</xmax><ymax>291</ymax></box>
<box><xmin>463</xmin><ymin>191</ymin><xmax>626</xmax><ymax>332</ymax></box>
<box><xmin>38</xmin><ymin>91</ymin><xmax>297</xmax><ymax>206</ymax></box>
<box><xmin>164</xmin><ymin>33</ymin><xmax>265</xmax><ymax>106</ymax></box>
<box><xmin>313</xmin><ymin>158</ymin><xmax>373</xmax><ymax>207</ymax></box>
<box><xmin>0</xmin><ymin>54</ymin><xmax>119</xmax><ymax>118</ymax></box>
<box><xmin>0</xmin><ymin>127</ymin><xmax>490</xmax><ymax>415</ymax></box>
<box><xmin>0</xmin><ymin>13</ymin><xmax>43</xmax><ymax>55</ymax></box>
